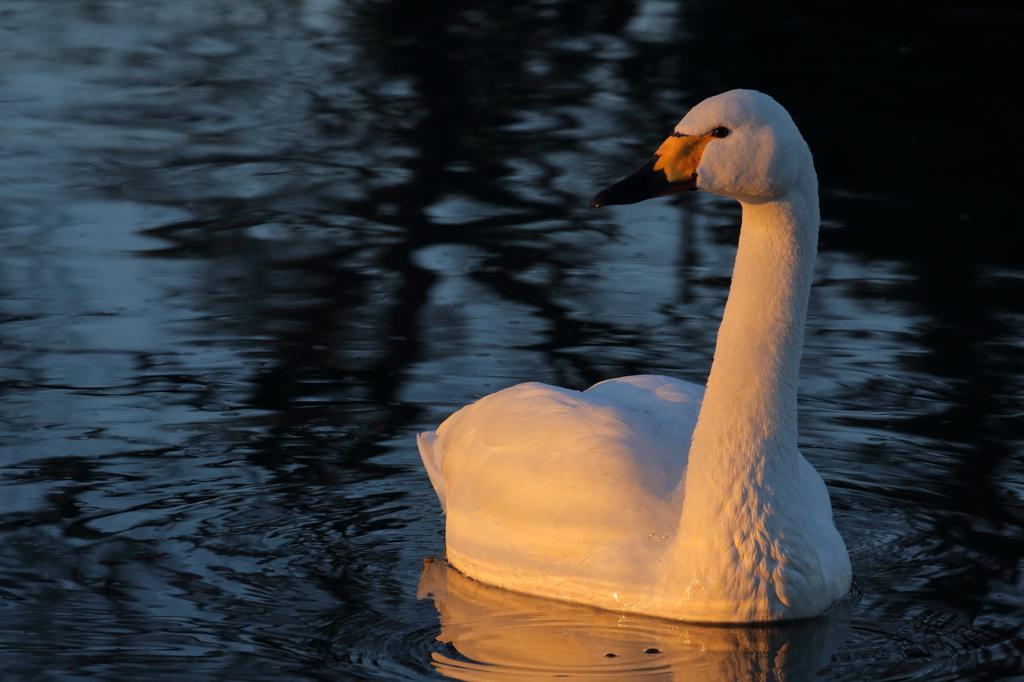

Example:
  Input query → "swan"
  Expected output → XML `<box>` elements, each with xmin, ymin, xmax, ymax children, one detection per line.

<box><xmin>417</xmin><ymin>89</ymin><xmax>851</xmax><ymax>623</ymax></box>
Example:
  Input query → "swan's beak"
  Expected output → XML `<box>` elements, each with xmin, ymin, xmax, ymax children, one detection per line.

<box><xmin>589</xmin><ymin>133</ymin><xmax>710</xmax><ymax>208</ymax></box>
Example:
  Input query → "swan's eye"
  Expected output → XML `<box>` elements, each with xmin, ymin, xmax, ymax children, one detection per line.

<box><xmin>711</xmin><ymin>127</ymin><xmax>730</xmax><ymax>138</ymax></box>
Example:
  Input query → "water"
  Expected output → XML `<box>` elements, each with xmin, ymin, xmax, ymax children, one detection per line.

<box><xmin>1</xmin><ymin>0</ymin><xmax>1023</xmax><ymax>679</ymax></box>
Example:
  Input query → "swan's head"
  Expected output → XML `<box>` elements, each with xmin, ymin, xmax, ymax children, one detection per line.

<box><xmin>590</xmin><ymin>90</ymin><xmax>812</xmax><ymax>207</ymax></box>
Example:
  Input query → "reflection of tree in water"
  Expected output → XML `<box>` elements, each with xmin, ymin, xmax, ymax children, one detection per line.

<box><xmin>147</xmin><ymin>0</ymin><xmax>688</xmax><ymax>453</ymax></box>
<box><xmin>135</xmin><ymin>0</ymin><xmax>695</xmax><ymax>631</ymax></box>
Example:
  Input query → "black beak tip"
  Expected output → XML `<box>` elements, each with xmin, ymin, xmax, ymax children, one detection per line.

<box><xmin>589</xmin><ymin>193</ymin><xmax>605</xmax><ymax>209</ymax></box>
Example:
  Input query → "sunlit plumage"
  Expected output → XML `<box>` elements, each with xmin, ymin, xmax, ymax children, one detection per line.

<box><xmin>418</xmin><ymin>90</ymin><xmax>851</xmax><ymax>623</ymax></box>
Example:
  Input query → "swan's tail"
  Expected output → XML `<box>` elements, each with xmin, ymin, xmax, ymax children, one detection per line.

<box><xmin>417</xmin><ymin>431</ymin><xmax>447</xmax><ymax>512</ymax></box>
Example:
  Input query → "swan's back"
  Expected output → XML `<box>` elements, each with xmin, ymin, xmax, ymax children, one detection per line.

<box><xmin>418</xmin><ymin>376</ymin><xmax>702</xmax><ymax>592</ymax></box>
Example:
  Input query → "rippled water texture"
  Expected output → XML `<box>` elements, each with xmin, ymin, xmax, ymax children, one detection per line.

<box><xmin>2</xmin><ymin>0</ymin><xmax>1023</xmax><ymax>680</ymax></box>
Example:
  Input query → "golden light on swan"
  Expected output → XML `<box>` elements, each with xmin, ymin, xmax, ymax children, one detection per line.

<box><xmin>419</xmin><ymin>90</ymin><xmax>852</xmax><ymax>623</ymax></box>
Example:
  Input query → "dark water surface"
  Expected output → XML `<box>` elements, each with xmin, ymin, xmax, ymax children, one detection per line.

<box><xmin>2</xmin><ymin>1</ymin><xmax>1023</xmax><ymax>680</ymax></box>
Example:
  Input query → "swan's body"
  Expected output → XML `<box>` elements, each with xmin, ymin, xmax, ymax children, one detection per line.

<box><xmin>418</xmin><ymin>90</ymin><xmax>851</xmax><ymax>623</ymax></box>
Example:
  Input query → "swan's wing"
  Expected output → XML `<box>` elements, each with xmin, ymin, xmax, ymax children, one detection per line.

<box><xmin>430</xmin><ymin>377</ymin><xmax>703</xmax><ymax>575</ymax></box>
<box><xmin>438</xmin><ymin>376</ymin><xmax>703</xmax><ymax>503</ymax></box>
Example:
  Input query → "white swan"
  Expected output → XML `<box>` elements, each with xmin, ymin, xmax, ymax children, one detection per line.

<box><xmin>417</xmin><ymin>89</ymin><xmax>851</xmax><ymax>623</ymax></box>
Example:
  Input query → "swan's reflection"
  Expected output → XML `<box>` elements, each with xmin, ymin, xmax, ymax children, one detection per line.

<box><xmin>418</xmin><ymin>558</ymin><xmax>849</xmax><ymax>681</ymax></box>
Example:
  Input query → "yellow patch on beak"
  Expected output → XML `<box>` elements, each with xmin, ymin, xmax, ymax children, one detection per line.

<box><xmin>652</xmin><ymin>133</ymin><xmax>714</xmax><ymax>183</ymax></box>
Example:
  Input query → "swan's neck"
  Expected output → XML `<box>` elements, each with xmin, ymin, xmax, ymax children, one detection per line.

<box><xmin>688</xmin><ymin>185</ymin><xmax>819</xmax><ymax>483</ymax></box>
<box><xmin>660</xmin><ymin>176</ymin><xmax>820</xmax><ymax>620</ymax></box>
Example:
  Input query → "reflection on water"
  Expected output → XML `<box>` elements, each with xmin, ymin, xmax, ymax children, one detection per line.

<box><xmin>419</xmin><ymin>559</ymin><xmax>850</xmax><ymax>681</ymax></box>
<box><xmin>1</xmin><ymin>0</ymin><xmax>1023</xmax><ymax>680</ymax></box>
